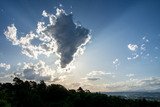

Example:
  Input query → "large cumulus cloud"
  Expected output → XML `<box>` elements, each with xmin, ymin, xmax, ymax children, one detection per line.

<box><xmin>4</xmin><ymin>8</ymin><xmax>91</xmax><ymax>68</ymax></box>
<box><xmin>41</xmin><ymin>9</ymin><xmax>91</xmax><ymax>68</ymax></box>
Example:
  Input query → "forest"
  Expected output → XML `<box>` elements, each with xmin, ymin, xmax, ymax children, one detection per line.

<box><xmin>0</xmin><ymin>77</ymin><xmax>160</xmax><ymax>107</ymax></box>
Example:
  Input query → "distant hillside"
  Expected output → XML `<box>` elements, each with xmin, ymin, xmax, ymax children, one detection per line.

<box><xmin>103</xmin><ymin>92</ymin><xmax>160</xmax><ymax>101</ymax></box>
<box><xmin>0</xmin><ymin>77</ymin><xmax>160</xmax><ymax>107</ymax></box>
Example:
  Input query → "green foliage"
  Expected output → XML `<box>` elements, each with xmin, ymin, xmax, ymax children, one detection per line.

<box><xmin>0</xmin><ymin>77</ymin><xmax>159</xmax><ymax>107</ymax></box>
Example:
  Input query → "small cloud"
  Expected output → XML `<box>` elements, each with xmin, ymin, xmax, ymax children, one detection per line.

<box><xmin>85</xmin><ymin>71</ymin><xmax>112</xmax><ymax>81</ymax></box>
<box><xmin>155</xmin><ymin>47</ymin><xmax>159</xmax><ymax>50</ymax></box>
<box><xmin>4</xmin><ymin>24</ymin><xmax>18</xmax><ymax>45</ymax></box>
<box><xmin>126</xmin><ymin>73</ymin><xmax>134</xmax><ymax>77</ymax></box>
<box><xmin>17</xmin><ymin>62</ymin><xmax>21</xmax><ymax>66</ymax></box>
<box><xmin>112</xmin><ymin>59</ymin><xmax>120</xmax><ymax>70</ymax></box>
<box><xmin>140</xmin><ymin>44</ymin><xmax>146</xmax><ymax>51</ymax></box>
<box><xmin>112</xmin><ymin>58</ymin><xmax>119</xmax><ymax>64</ymax></box>
<box><xmin>127</xmin><ymin>54</ymin><xmax>139</xmax><ymax>60</ymax></box>
<box><xmin>128</xmin><ymin>44</ymin><xmax>138</xmax><ymax>51</ymax></box>
<box><xmin>142</xmin><ymin>36</ymin><xmax>149</xmax><ymax>42</ymax></box>
<box><xmin>127</xmin><ymin>38</ymin><xmax>148</xmax><ymax>61</ymax></box>
<box><xmin>155</xmin><ymin>56</ymin><xmax>158</xmax><ymax>59</ymax></box>
<box><xmin>87</xmin><ymin>71</ymin><xmax>109</xmax><ymax>77</ymax></box>
<box><xmin>42</xmin><ymin>10</ymin><xmax>48</xmax><ymax>17</ymax></box>
<box><xmin>59</xmin><ymin>4</ymin><xmax>63</xmax><ymax>7</ymax></box>
<box><xmin>0</xmin><ymin>63</ymin><xmax>11</xmax><ymax>70</ymax></box>
<box><xmin>146</xmin><ymin>53</ymin><xmax>149</xmax><ymax>56</ymax></box>
<box><xmin>87</xmin><ymin>77</ymin><xmax>101</xmax><ymax>81</ymax></box>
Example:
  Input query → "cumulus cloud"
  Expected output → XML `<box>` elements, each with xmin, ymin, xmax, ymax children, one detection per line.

<box><xmin>106</xmin><ymin>77</ymin><xmax>160</xmax><ymax>92</ymax></box>
<box><xmin>4</xmin><ymin>25</ymin><xmax>56</xmax><ymax>58</ymax></box>
<box><xmin>128</xmin><ymin>44</ymin><xmax>138</xmax><ymax>51</ymax></box>
<box><xmin>41</xmin><ymin>8</ymin><xmax>91</xmax><ymax>68</ymax></box>
<box><xmin>4</xmin><ymin>24</ymin><xmax>18</xmax><ymax>45</ymax></box>
<box><xmin>17</xmin><ymin>61</ymin><xmax>55</xmax><ymax>81</ymax></box>
<box><xmin>14</xmin><ymin>60</ymin><xmax>74</xmax><ymax>83</ymax></box>
<box><xmin>4</xmin><ymin>8</ymin><xmax>91</xmax><ymax>69</ymax></box>
<box><xmin>0</xmin><ymin>63</ymin><xmax>11</xmax><ymax>70</ymax></box>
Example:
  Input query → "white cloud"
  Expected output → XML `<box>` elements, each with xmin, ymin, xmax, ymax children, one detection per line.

<box><xmin>4</xmin><ymin>26</ymin><xmax>56</xmax><ymax>59</ymax></box>
<box><xmin>128</xmin><ymin>44</ymin><xmax>138</xmax><ymax>51</ymax></box>
<box><xmin>0</xmin><ymin>63</ymin><xmax>11</xmax><ymax>70</ymax></box>
<box><xmin>155</xmin><ymin>47</ymin><xmax>159</xmax><ymax>50</ymax></box>
<box><xmin>155</xmin><ymin>56</ymin><xmax>158</xmax><ymax>59</ymax></box>
<box><xmin>65</xmin><ymin>82</ymin><xmax>106</xmax><ymax>92</ymax></box>
<box><xmin>87</xmin><ymin>71</ymin><xmax>109</xmax><ymax>77</ymax></box>
<box><xmin>127</xmin><ymin>36</ymin><xmax>151</xmax><ymax>61</ymax></box>
<box><xmin>4</xmin><ymin>8</ymin><xmax>91</xmax><ymax>69</ymax></box>
<box><xmin>17</xmin><ymin>61</ymin><xmax>56</xmax><ymax>81</ymax></box>
<box><xmin>126</xmin><ymin>73</ymin><xmax>134</xmax><ymax>77</ymax></box>
<box><xmin>106</xmin><ymin>77</ymin><xmax>160</xmax><ymax>92</ymax></box>
<box><xmin>127</xmin><ymin>54</ymin><xmax>139</xmax><ymax>60</ymax></box>
<box><xmin>112</xmin><ymin>58</ymin><xmax>119</xmax><ymax>64</ymax></box>
<box><xmin>112</xmin><ymin>58</ymin><xmax>120</xmax><ymax>70</ymax></box>
<box><xmin>42</xmin><ymin>10</ymin><xmax>48</xmax><ymax>17</ymax></box>
<box><xmin>14</xmin><ymin>60</ymin><xmax>74</xmax><ymax>83</ymax></box>
<box><xmin>4</xmin><ymin>24</ymin><xmax>18</xmax><ymax>45</ymax></box>
<box><xmin>142</xmin><ymin>36</ymin><xmax>149</xmax><ymax>42</ymax></box>
<box><xmin>85</xmin><ymin>71</ymin><xmax>112</xmax><ymax>81</ymax></box>
<box><xmin>140</xmin><ymin>44</ymin><xmax>146</xmax><ymax>51</ymax></box>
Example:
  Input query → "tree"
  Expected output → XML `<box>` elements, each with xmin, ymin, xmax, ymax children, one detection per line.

<box><xmin>77</xmin><ymin>87</ymin><xmax>85</xmax><ymax>93</ymax></box>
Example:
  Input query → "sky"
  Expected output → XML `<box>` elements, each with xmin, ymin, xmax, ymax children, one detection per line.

<box><xmin>0</xmin><ymin>0</ymin><xmax>160</xmax><ymax>92</ymax></box>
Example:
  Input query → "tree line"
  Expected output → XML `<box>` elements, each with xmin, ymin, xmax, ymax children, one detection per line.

<box><xmin>0</xmin><ymin>77</ymin><xmax>160</xmax><ymax>107</ymax></box>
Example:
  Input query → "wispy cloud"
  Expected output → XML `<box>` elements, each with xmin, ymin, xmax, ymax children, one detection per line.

<box><xmin>127</xmin><ymin>54</ymin><xmax>139</xmax><ymax>60</ymax></box>
<box><xmin>106</xmin><ymin>77</ymin><xmax>160</xmax><ymax>92</ymax></box>
<box><xmin>126</xmin><ymin>73</ymin><xmax>134</xmax><ymax>77</ymax></box>
<box><xmin>112</xmin><ymin>58</ymin><xmax>120</xmax><ymax>70</ymax></box>
<box><xmin>142</xmin><ymin>36</ymin><xmax>149</xmax><ymax>43</ymax></box>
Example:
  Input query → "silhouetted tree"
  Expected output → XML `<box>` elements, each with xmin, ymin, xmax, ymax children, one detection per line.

<box><xmin>77</xmin><ymin>87</ymin><xmax>85</xmax><ymax>93</ymax></box>
<box><xmin>0</xmin><ymin>77</ymin><xmax>160</xmax><ymax>107</ymax></box>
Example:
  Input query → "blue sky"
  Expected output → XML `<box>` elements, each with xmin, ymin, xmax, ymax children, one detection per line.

<box><xmin>0</xmin><ymin>0</ymin><xmax>160</xmax><ymax>92</ymax></box>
